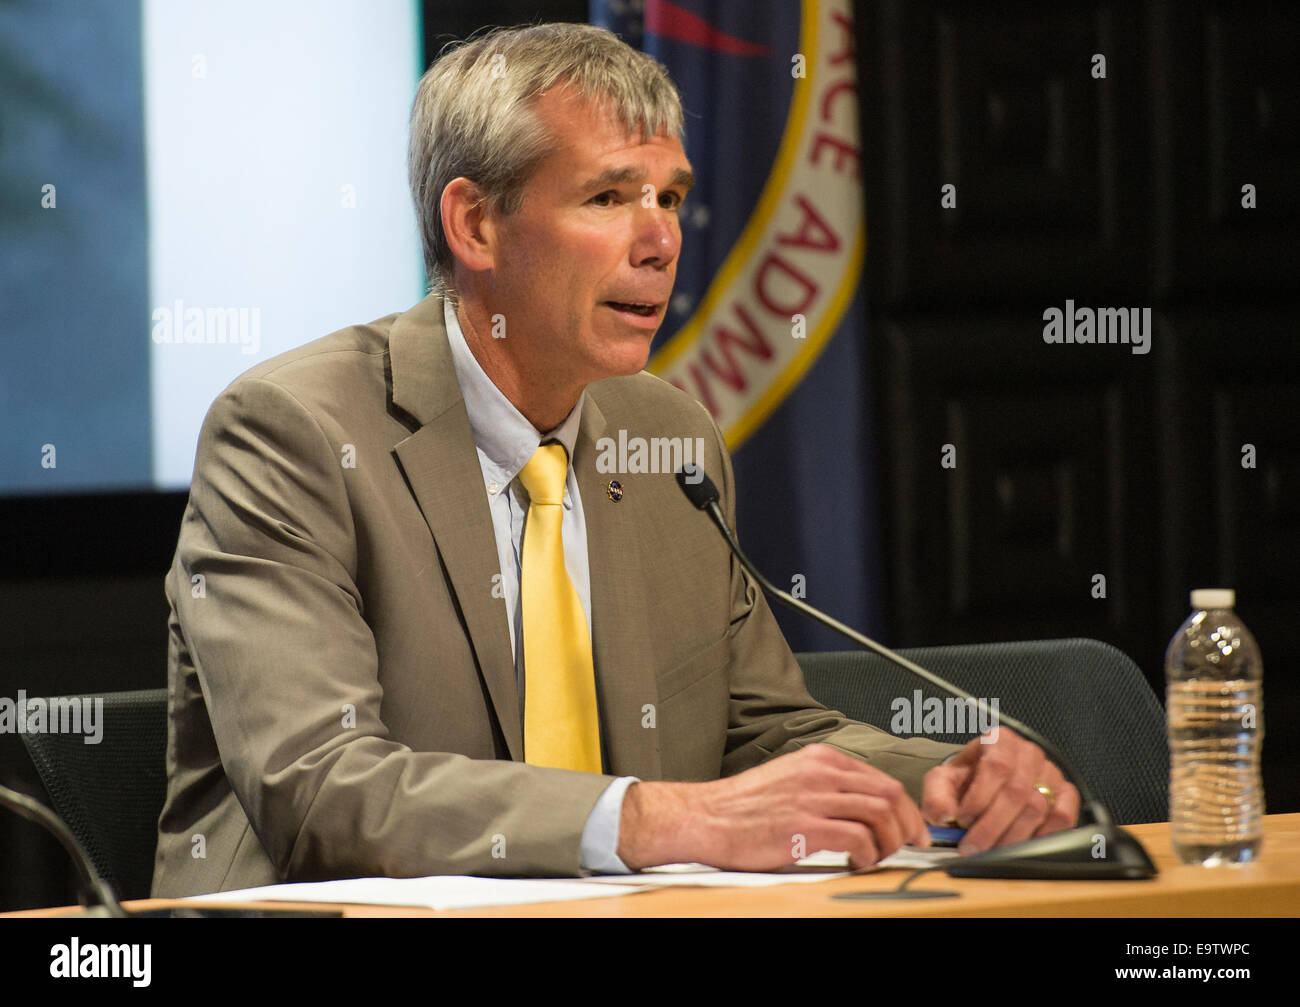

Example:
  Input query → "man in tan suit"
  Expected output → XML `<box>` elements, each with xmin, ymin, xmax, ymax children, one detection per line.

<box><xmin>153</xmin><ymin>24</ymin><xmax>1076</xmax><ymax>897</ymax></box>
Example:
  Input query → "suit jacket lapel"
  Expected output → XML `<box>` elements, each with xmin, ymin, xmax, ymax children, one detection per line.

<box><xmin>576</xmin><ymin>392</ymin><xmax>663</xmax><ymax>780</ymax></box>
<box><xmin>386</xmin><ymin>295</ymin><xmax>662</xmax><ymax>779</ymax></box>
<box><xmin>387</xmin><ymin>294</ymin><xmax>522</xmax><ymax>761</ymax></box>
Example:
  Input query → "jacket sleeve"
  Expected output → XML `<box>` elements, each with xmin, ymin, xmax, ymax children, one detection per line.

<box><xmin>171</xmin><ymin>375</ymin><xmax>616</xmax><ymax>882</ymax></box>
<box><xmin>695</xmin><ymin>405</ymin><xmax>962</xmax><ymax>802</ymax></box>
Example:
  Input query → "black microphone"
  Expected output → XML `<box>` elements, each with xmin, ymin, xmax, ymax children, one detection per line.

<box><xmin>2</xmin><ymin>783</ymin><xmax>343</xmax><ymax>917</ymax></box>
<box><xmin>676</xmin><ymin>464</ymin><xmax>1156</xmax><ymax>880</ymax></box>
<box><xmin>0</xmin><ymin>784</ymin><xmax>127</xmax><ymax>917</ymax></box>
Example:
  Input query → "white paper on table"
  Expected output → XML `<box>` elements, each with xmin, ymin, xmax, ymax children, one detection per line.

<box><xmin>585</xmin><ymin>848</ymin><xmax>855</xmax><ymax>887</ymax></box>
<box><xmin>584</xmin><ymin>846</ymin><xmax>959</xmax><ymax>887</ymax></box>
<box><xmin>183</xmin><ymin>875</ymin><xmax>655</xmax><ymax>911</ymax></box>
<box><xmin>584</xmin><ymin>866</ymin><xmax>852</xmax><ymax>888</ymax></box>
<box><xmin>792</xmin><ymin>846</ymin><xmax>961</xmax><ymax>870</ymax></box>
<box><xmin>180</xmin><ymin>848</ymin><xmax>961</xmax><ymax>908</ymax></box>
<box><xmin>878</xmin><ymin>846</ymin><xmax>962</xmax><ymax>869</ymax></box>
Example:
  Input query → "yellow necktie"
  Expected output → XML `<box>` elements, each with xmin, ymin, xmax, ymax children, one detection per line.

<box><xmin>518</xmin><ymin>442</ymin><xmax>601</xmax><ymax>772</ymax></box>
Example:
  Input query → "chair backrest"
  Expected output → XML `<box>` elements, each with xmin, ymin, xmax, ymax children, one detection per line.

<box><xmin>18</xmin><ymin>688</ymin><xmax>168</xmax><ymax>901</ymax></box>
<box><xmin>796</xmin><ymin>638</ymin><xmax>1168</xmax><ymax>825</ymax></box>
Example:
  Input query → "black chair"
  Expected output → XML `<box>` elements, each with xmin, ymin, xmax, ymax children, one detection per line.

<box><xmin>19</xmin><ymin>688</ymin><xmax>169</xmax><ymax>901</ymax></box>
<box><xmin>796</xmin><ymin>638</ymin><xmax>1168</xmax><ymax>825</ymax></box>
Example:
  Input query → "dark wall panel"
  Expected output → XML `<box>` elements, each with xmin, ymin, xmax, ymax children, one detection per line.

<box><xmin>862</xmin><ymin>0</ymin><xmax>1298</xmax><ymax>813</ymax></box>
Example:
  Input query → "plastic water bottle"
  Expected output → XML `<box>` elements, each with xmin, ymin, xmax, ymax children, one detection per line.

<box><xmin>1165</xmin><ymin>589</ymin><xmax>1264</xmax><ymax>865</ymax></box>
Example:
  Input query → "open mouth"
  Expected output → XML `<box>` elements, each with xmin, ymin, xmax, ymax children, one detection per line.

<box><xmin>605</xmin><ymin>301</ymin><xmax>658</xmax><ymax>316</ymax></box>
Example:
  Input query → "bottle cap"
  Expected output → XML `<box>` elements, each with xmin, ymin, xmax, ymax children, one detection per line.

<box><xmin>1191</xmin><ymin>588</ymin><xmax>1235</xmax><ymax>610</ymax></box>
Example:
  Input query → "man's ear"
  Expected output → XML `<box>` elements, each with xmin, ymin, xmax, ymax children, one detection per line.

<box><xmin>440</xmin><ymin>177</ymin><xmax>497</xmax><ymax>274</ymax></box>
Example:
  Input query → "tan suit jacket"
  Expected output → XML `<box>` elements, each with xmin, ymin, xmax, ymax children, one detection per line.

<box><xmin>152</xmin><ymin>292</ymin><xmax>958</xmax><ymax>897</ymax></box>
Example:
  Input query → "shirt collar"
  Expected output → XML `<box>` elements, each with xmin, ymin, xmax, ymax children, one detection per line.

<box><xmin>443</xmin><ymin>296</ymin><xmax>584</xmax><ymax>500</ymax></box>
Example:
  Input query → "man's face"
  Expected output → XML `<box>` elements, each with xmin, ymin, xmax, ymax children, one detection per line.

<box><xmin>481</xmin><ymin>86</ymin><xmax>693</xmax><ymax>390</ymax></box>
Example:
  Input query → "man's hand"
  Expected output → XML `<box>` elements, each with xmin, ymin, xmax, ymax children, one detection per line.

<box><xmin>617</xmin><ymin>743</ymin><xmax>930</xmax><ymax>872</ymax></box>
<box><xmin>921</xmin><ymin>728</ymin><xmax>1079</xmax><ymax>856</ymax></box>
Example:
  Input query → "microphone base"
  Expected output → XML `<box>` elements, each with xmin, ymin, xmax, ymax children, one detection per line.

<box><xmin>943</xmin><ymin>823</ymin><xmax>1158</xmax><ymax>880</ymax></box>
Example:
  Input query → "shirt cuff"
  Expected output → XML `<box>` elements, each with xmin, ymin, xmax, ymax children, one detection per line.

<box><xmin>579</xmin><ymin>775</ymin><xmax>640</xmax><ymax>874</ymax></box>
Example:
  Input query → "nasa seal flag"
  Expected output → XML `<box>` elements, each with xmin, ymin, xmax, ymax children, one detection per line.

<box><xmin>644</xmin><ymin>1</ymin><xmax>864</xmax><ymax>448</ymax></box>
<box><xmin>593</xmin><ymin>0</ymin><xmax>879</xmax><ymax>651</ymax></box>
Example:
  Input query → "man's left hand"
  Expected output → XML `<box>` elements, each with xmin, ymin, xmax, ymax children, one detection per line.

<box><xmin>920</xmin><ymin>728</ymin><xmax>1080</xmax><ymax>856</ymax></box>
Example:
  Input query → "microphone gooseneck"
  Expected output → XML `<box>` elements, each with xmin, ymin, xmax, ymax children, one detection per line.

<box><xmin>675</xmin><ymin>464</ymin><xmax>1156</xmax><ymax>881</ymax></box>
<box><xmin>0</xmin><ymin>783</ymin><xmax>127</xmax><ymax>917</ymax></box>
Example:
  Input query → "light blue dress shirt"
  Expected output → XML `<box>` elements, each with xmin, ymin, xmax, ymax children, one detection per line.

<box><xmin>442</xmin><ymin>297</ymin><xmax>637</xmax><ymax>875</ymax></box>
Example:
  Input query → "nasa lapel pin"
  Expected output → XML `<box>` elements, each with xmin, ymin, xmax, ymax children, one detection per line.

<box><xmin>606</xmin><ymin>479</ymin><xmax>624</xmax><ymax>502</ymax></box>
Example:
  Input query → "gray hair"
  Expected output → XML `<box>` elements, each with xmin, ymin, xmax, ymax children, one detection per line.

<box><xmin>408</xmin><ymin>23</ymin><xmax>686</xmax><ymax>299</ymax></box>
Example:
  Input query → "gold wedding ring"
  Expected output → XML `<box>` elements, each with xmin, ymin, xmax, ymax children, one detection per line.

<box><xmin>1035</xmin><ymin>782</ymin><xmax>1056</xmax><ymax>817</ymax></box>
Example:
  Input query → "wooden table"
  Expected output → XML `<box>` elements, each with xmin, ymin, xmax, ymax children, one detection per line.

<box><xmin>8</xmin><ymin>814</ymin><xmax>1300</xmax><ymax>917</ymax></box>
